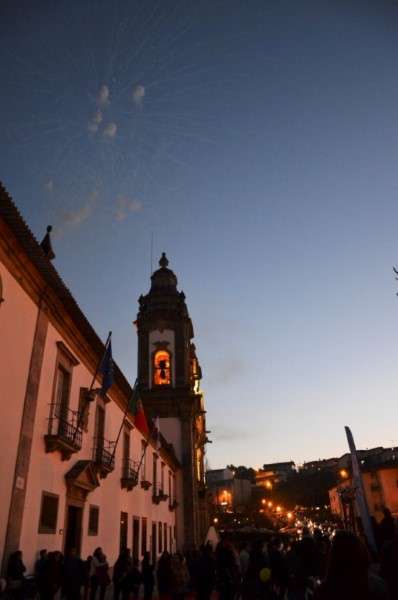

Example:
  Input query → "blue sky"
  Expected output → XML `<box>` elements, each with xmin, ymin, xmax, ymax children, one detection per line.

<box><xmin>2</xmin><ymin>0</ymin><xmax>398</xmax><ymax>468</ymax></box>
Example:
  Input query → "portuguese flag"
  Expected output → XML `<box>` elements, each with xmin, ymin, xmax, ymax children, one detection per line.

<box><xmin>129</xmin><ymin>380</ymin><xmax>149</xmax><ymax>435</ymax></box>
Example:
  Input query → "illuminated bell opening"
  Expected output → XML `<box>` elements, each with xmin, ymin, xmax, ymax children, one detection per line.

<box><xmin>159</xmin><ymin>360</ymin><xmax>167</xmax><ymax>380</ymax></box>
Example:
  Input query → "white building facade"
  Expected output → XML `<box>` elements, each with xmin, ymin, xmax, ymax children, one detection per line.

<box><xmin>0</xmin><ymin>184</ymin><xmax>180</xmax><ymax>573</ymax></box>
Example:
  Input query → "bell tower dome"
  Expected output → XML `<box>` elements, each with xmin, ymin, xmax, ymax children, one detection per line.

<box><xmin>136</xmin><ymin>254</ymin><xmax>207</xmax><ymax>549</ymax></box>
<box><xmin>136</xmin><ymin>253</ymin><xmax>196</xmax><ymax>391</ymax></box>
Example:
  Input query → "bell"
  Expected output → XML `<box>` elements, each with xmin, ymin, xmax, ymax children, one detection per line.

<box><xmin>160</xmin><ymin>368</ymin><xmax>166</xmax><ymax>380</ymax></box>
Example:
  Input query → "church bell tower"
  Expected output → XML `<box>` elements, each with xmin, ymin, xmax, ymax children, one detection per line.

<box><xmin>136</xmin><ymin>253</ymin><xmax>208</xmax><ymax>549</ymax></box>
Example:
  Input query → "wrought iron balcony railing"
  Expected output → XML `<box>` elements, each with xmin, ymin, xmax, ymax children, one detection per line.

<box><xmin>152</xmin><ymin>483</ymin><xmax>168</xmax><ymax>503</ymax></box>
<box><xmin>92</xmin><ymin>437</ymin><xmax>115</xmax><ymax>477</ymax></box>
<box><xmin>121</xmin><ymin>459</ymin><xmax>139</xmax><ymax>490</ymax></box>
<box><xmin>168</xmin><ymin>496</ymin><xmax>178</xmax><ymax>511</ymax></box>
<box><xmin>45</xmin><ymin>404</ymin><xmax>83</xmax><ymax>460</ymax></box>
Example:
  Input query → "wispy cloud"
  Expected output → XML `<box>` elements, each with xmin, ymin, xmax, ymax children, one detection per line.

<box><xmin>87</xmin><ymin>121</ymin><xmax>99</xmax><ymax>135</ymax></box>
<box><xmin>212</xmin><ymin>425</ymin><xmax>251</xmax><ymax>443</ymax></box>
<box><xmin>97</xmin><ymin>84</ymin><xmax>110</xmax><ymax>106</ymax></box>
<box><xmin>61</xmin><ymin>191</ymin><xmax>98</xmax><ymax>228</ymax></box>
<box><xmin>93</xmin><ymin>109</ymin><xmax>103</xmax><ymax>124</ymax></box>
<box><xmin>132</xmin><ymin>84</ymin><xmax>145</xmax><ymax>106</ymax></box>
<box><xmin>103</xmin><ymin>122</ymin><xmax>117</xmax><ymax>138</ymax></box>
<box><xmin>45</xmin><ymin>179</ymin><xmax>54</xmax><ymax>193</ymax></box>
<box><xmin>115</xmin><ymin>195</ymin><xmax>143</xmax><ymax>221</ymax></box>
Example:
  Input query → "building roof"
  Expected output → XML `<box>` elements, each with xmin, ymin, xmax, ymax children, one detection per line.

<box><xmin>0</xmin><ymin>182</ymin><xmax>180</xmax><ymax>468</ymax></box>
<box><xmin>262</xmin><ymin>461</ymin><xmax>295</xmax><ymax>470</ymax></box>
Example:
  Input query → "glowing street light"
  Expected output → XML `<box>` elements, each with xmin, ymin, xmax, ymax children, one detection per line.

<box><xmin>265</xmin><ymin>480</ymin><xmax>272</xmax><ymax>489</ymax></box>
<box><xmin>261</xmin><ymin>499</ymin><xmax>266</xmax><ymax>505</ymax></box>
<box><xmin>267</xmin><ymin>501</ymin><xmax>273</xmax><ymax>508</ymax></box>
<box><xmin>276</xmin><ymin>505</ymin><xmax>282</xmax><ymax>513</ymax></box>
<box><xmin>340</xmin><ymin>469</ymin><xmax>348</xmax><ymax>479</ymax></box>
<box><xmin>213</xmin><ymin>517</ymin><xmax>219</xmax><ymax>524</ymax></box>
<box><xmin>287</xmin><ymin>512</ymin><xmax>293</xmax><ymax>520</ymax></box>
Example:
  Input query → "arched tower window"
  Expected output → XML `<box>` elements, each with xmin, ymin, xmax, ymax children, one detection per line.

<box><xmin>153</xmin><ymin>350</ymin><xmax>172</xmax><ymax>386</ymax></box>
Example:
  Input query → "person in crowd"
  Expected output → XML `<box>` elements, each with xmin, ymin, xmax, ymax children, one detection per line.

<box><xmin>241</xmin><ymin>539</ymin><xmax>271</xmax><ymax>600</ymax></box>
<box><xmin>112</xmin><ymin>548</ymin><xmax>132</xmax><ymax>600</ymax></box>
<box><xmin>82</xmin><ymin>556</ymin><xmax>92</xmax><ymax>600</ymax></box>
<box><xmin>215</xmin><ymin>539</ymin><xmax>240</xmax><ymax>600</ymax></box>
<box><xmin>185</xmin><ymin>549</ymin><xmax>199</xmax><ymax>595</ymax></box>
<box><xmin>380</xmin><ymin>533</ymin><xmax>398</xmax><ymax>599</ymax></box>
<box><xmin>194</xmin><ymin>544</ymin><xmax>216</xmax><ymax>600</ymax></box>
<box><xmin>170</xmin><ymin>553</ymin><xmax>190</xmax><ymax>600</ymax></box>
<box><xmin>6</xmin><ymin>550</ymin><xmax>26</xmax><ymax>599</ymax></box>
<box><xmin>316</xmin><ymin>530</ymin><xmax>389</xmax><ymax>600</ymax></box>
<box><xmin>90</xmin><ymin>547</ymin><xmax>110</xmax><ymax>600</ymax></box>
<box><xmin>141</xmin><ymin>552</ymin><xmax>155</xmax><ymax>600</ymax></box>
<box><xmin>379</xmin><ymin>508</ymin><xmax>396</xmax><ymax>549</ymax></box>
<box><xmin>239</xmin><ymin>542</ymin><xmax>250</xmax><ymax>579</ymax></box>
<box><xmin>62</xmin><ymin>547</ymin><xmax>85</xmax><ymax>600</ymax></box>
<box><xmin>121</xmin><ymin>557</ymin><xmax>142</xmax><ymax>600</ymax></box>
<box><xmin>40</xmin><ymin>551</ymin><xmax>63</xmax><ymax>600</ymax></box>
<box><xmin>156</xmin><ymin>550</ymin><xmax>172</xmax><ymax>599</ymax></box>
<box><xmin>34</xmin><ymin>549</ymin><xmax>48</xmax><ymax>594</ymax></box>
<box><xmin>268</xmin><ymin>537</ymin><xmax>288</xmax><ymax>599</ymax></box>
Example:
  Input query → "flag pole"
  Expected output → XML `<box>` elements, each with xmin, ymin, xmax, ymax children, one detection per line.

<box><xmin>73</xmin><ymin>331</ymin><xmax>112</xmax><ymax>441</ymax></box>
<box><xmin>88</xmin><ymin>331</ymin><xmax>112</xmax><ymax>393</ymax></box>
<box><xmin>110</xmin><ymin>388</ymin><xmax>133</xmax><ymax>463</ymax></box>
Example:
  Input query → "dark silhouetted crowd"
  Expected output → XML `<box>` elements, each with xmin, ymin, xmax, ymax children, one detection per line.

<box><xmin>2</xmin><ymin>510</ymin><xmax>398</xmax><ymax>599</ymax></box>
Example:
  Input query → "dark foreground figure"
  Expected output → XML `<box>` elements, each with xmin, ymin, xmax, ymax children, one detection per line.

<box><xmin>3</xmin><ymin>525</ymin><xmax>398</xmax><ymax>600</ymax></box>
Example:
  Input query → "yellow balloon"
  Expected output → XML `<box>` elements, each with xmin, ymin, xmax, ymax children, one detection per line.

<box><xmin>259</xmin><ymin>567</ymin><xmax>271</xmax><ymax>583</ymax></box>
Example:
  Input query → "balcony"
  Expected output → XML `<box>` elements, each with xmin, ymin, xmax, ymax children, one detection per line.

<box><xmin>45</xmin><ymin>405</ymin><xmax>83</xmax><ymax>460</ymax></box>
<box><xmin>152</xmin><ymin>483</ymin><xmax>168</xmax><ymax>504</ymax></box>
<box><xmin>168</xmin><ymin>497</ymin><xmax>178</xmax><ymax>511</ymax></box>
<box><xmin>93</xmin><ymin>438</ymin><xmax>115</xmax><ymax>478</ymax></box>
<box><xmin>121</xmin><ymin>459</ymin><xmax>139</xmax><ymax>491</ymax></box>
<box><xmin>140</xmin><ymin>478</ymin><xmax>152</xmax><ymax>491</ymax></box>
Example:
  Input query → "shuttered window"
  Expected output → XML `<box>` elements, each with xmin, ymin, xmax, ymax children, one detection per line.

<box><xmin>88</xmin><ymin>505</ymin><xmax>99</xmax><ymax>535</ymax></box>
<box><xmin>39</xmin><ymin>492</ymin><xmax>59</xmax><ymax>534</ymax></box>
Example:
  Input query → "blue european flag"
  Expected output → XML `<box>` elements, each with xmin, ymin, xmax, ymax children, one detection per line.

<box><xmin>99</xmin><ymin>339</ymin><xmax>114</xmax><ymax>396</ymax></box>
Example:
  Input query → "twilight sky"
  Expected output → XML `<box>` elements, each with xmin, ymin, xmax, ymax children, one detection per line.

<box><xmin>2</xmin><ymin>0</ymin><xmax>398</xmax><ymax>469</ymax></box>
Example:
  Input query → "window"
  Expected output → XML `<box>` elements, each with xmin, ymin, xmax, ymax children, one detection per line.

<box><xmin>132</xmin><ymin>517</ymin><xmax>140</xmax><ymax>559</ymax></box>
<box><xmin>88</xmin><ymin>505</ymin><xmax>99</xmax><ymax>535</ymax></box>
<box><xmin>52</xmin><ymin>342</ymin><xmax>79</xmax><ymax>420</ymax></box>
<box><xmin>123</xmin><ymin>431</ymin><xmax>130</xmax><ymax>476</ymax></box>
<box><xmin>153</xmin><ymin>454</ymin><xmax>158</xmax><ymax>487</ymax></box>
<box><xmin>39</xmin><ymin>492</ymin><xmax>59</xmax><ymax>533</ymax></box>
<box><xmin>169</xmin><ymin>526</ymin><xmax>172</xmax><ymax>552</ymax></box>
<box><xmin>54</xmin><ymin>365</ymin><xmax>71</xmax><ymax>419</ymax></box>
<box><xmin>168</xmin><ymin>471</ymin><xmax>172</xmax><ymax>499</ymax></box>
<box><xmin>163</xmin><ymin>523</ymin><xmax>167</xmax><ymax>552</ymax></box>
<box><xmin>141</xmin><ymin>441</ymin><xmax>147</xmax><ymax>481</ymax></box>
<box><xmin>161</xmin><ymin>462</ymin><xmax>165</xmax><ymax>492</ymax></box>
<box><xmin>78</xmin><ymin>388</ymin><xmax>90</xmax><ymax>431</ymax></box>
<box><xmin>141</xmin><ymin>517</ymin><xmax>147</xmax><ymax>556</ymax></box>
<box><xmin>0</xmin><ymin>274</ymin><xmax>4</xmax><ymax>304</ymax></box>
<box><xmin>158</xmin><ymin>521</ymin><xmax>163</xmax><ymax>553</ymax></box>
<box><xmin>153</xmin><ymin>350</ymin><xmax>171</xmax><ymax>386</ymax></box>
<box><xmin>120</xmin><ymin>512</ymin><xmax>128</xmax><ymax>551</ymax></box>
